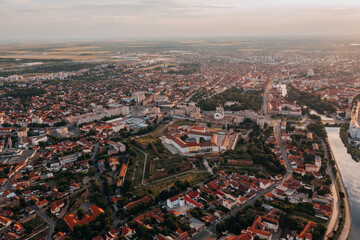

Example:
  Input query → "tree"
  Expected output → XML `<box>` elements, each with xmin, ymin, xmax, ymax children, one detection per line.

<box><xmin>180</xmin><ymin>134</ymin><xmax>189</xmax><ymax>141</ymax></box>
<box><xmin>77</xmin><ymin>209</ymin><xmax>85</xmax><ymax>220</ymax></box>
<box><xmin>167</xmin><ymin>218</ymin><xmax>177</xmax><ymax>230</ymax></box>
<box><xmin>19</xmin><ymin>197</ymin><xmax>26</xmax><ymax>208</ymax></box>
<box><xmin>216</xmin><ymin>221</ymin><xmax>227</xmax><ymax>233</ymax></box>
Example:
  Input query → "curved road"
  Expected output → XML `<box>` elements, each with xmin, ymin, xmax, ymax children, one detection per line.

<box><xmin>322</xmin><ymin>139</ymin><xmax>340</xmax><ymax>240</ymax></box>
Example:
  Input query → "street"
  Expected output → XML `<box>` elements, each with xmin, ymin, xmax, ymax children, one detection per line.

<box><xmin>322</xmin><ymin>139</ymin><xmax>340</xmax><ymax>240</ymax></box>
<box><xmin>191</xmin><ymin>122</ymin><xmax>293</xmax><ymax>239</ymax></box>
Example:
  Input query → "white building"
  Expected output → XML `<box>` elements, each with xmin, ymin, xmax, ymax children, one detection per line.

<box><xmin>58</xmin><ymin>153</ymin><xmax>81</xmax><ymax>165</ymax></box>
<box><xmin>133</xmin><ymin>91</ymin><xmax>146</xmax><ymax>103</ymax></box>
<box><xmin>214</xmin><ymin>107</ymin><xmax>224</xmax><ymax>120</ymax></box>
<box><xmin>167</xmin><ymin>194</ymin><xmax>185</xmax><ymax>208</ymax></box>
<box><xmin>30</xmin><ymin>135</ymin><xmax>48</xmax><ymax>146</ymax></box>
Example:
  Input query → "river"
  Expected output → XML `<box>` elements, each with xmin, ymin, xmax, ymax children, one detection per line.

<box><xmin>326</xmin><ymin>127</ymin><xmax>360</xmax><ymax>239</ymax></box>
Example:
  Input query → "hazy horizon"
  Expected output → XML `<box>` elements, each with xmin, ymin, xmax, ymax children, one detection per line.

<box><xmin>1</xmin><ymin>0</ymin><xmax>360</xmax><ymax>41</ymax></box>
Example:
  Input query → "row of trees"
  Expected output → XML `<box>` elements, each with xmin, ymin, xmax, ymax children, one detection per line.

<box><xmin>0</xmin><ymin>62</ymin><xmax>97</xmax><ymax>77</ymax></box>
<box><xmin>197</xmin><ymin>88</ymin><xmax>263</xmax><ymax>111</ymax></box>
<box><xmin>308</xmin><ymin>121</ymin><xmax>327</xmax><ymax>139</ymax></box>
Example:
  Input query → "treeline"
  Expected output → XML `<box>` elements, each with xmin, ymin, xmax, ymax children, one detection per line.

<box><xmin>286</xmin><ymin>84</ymin><xmax>337</xmax><ymax>114</ymax></box>
<box><xmin>308</xmin><ymin>121</ymin><xmax>327</xmax><ymax>139</ymax></box>
<box><xmin>155</xmin><ymin>180</ymin><xmax>191</xmax><ymax>202</ymax></box>
<box><xmin>248</xmin><ymin>125</ymin><xmax>286</xmax><ymax>175</ymax></box>
<box><xmin>216</xmin><ymin>205</ymin><xmax>254</xmax><ymax>234</ymax></box>
<box><xmin>8</xmin><ymin>87</ymin><xmax>45</xmax><ymax>98</ymax></box>
<box><xmin>190</xmin><ymin>88</ymin><xmax>210</xmax><ymax>102</ymax></box>
<box><xmin>279</xmin><ymin>214</ymin><xmax>326</xmax><ymax>240</ymax></box>
<box><xmin>168</xmin><ymin>63</ymin><xmax>201</xmax><ymax>75</ymax></box>
<box><xmin>0</xmin><ymin>62</ymin><xmax>97</xmax><ymax>77</ymax></box>
<box><xmin>73</xmin><ymin>210</ymin><xmax>113</xmax><ymax>239</ymax></box>
<box><xmin>352</xmin><ymin>94</ymin><xmax>360</xmax><ymax>107</ymax></box>
<box><xmin>197</xmin><ymin>87</ymin><xmax>263</xmax><ymax>111</ymax></box>
<box><xmin>0</xmin><ymin>58</ymin><xmax>70</xmax><ymax>63</ymax></box>
<box><xmin>8</xmin><ymin>87</ymin><xmax>46</xmax><ymax>108</ymax></box>
<box><xmin>247</xmin><ymin>144</ymin><xmax>286</xmax><ymax>175</ymax></box>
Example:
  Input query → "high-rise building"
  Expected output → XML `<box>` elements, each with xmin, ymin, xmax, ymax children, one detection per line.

<box><xmin>133</xmin><ymin>92</ymin><xmax>146</xmax><ymax>103</ymax></box>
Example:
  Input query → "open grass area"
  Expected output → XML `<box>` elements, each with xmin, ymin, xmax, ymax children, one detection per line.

<box><xmin>178</xmin><ymin>171</ymin><xmax>211</xmax><ymax>185</ymax></box>
<box><xmin>139</xmin><ymin>64</ymin><xmax>164</xmax><ymax>71</ymax></box>
<box><xmin>173</xmin><ymin>119</ymin><xmax>196</xmax><ymax>127</ymax></box>
<box><xmin>131</xmin><ymin>171</ymin><xmax>211</xmax><ymax>198</ymax></box>
<box><xmin>125</xmin><ymin>148</ymin><xmax>147</xmax><ymax>186</ymax></box>
<box><xmin>150</xmin><ymin>155</ymin><xmax>189</xmax><ymax>175</ymax></box>
<box><xmin>135</xmin><ymin>135</ymin><xmax>157</xmax><ymax>146</ymax></box>
<box><xmin>23</xmin><ymin>215</ymin><xmax>46</xmax><ymax>234</ymax></box>
<box><xmin>149</xmin><ymin>124</ymin><xmax>167</xmax><ymax>138</ymax></box>
<box><xmin>0</xmin><ymin>43</ymin><xmax>111</xmax><ymax>61</ymax></box>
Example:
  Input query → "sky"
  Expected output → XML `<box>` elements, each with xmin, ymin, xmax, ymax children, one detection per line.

<box><xmin>1</xmin><ymin>0</ymin><xmax>360</xmax><ymax>40</ymax></box>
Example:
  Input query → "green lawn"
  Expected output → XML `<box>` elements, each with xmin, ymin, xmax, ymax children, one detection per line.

<box><xmin>125</xmin><ymin>148</ymin><xmax>147</xmax><ymax>186</ymax></box>
<box><xmin>149</xmin><ymin>124</ymin><xmax>167</xmax><ymax>137</ymax></box>
<box><xmin>173</xmin><ymin>119</ymin><xmax>196</xmax><ymax>127</ymax></box>
<box><xmin>131</xmin><ymin>171</ymin><xmax>211</xmax><ymax>197</ymax></box>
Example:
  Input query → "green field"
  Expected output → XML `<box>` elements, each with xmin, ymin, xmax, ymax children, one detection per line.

<box><xmin>173</xmin><ymin>120</ymin><xmax>196</xmax><ymax>127</ymax></box>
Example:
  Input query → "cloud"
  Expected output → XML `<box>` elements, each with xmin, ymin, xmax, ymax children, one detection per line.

<box><xmin>88</xmin><ymin>15</ymin><xmax>145</xmax><ymax>24</ymax></box>
<box><xmin>320</xmin><ymin>7</ymin><xmax>360</xmax><ymax>15</ymax></box>
<box><xmin>1</xmin><ymin>0</ymin><xmax>360</xmax><ymax>39</ymax></box>
<box><xmin>2</xmin><ymin>0</ymin><xmax>33</xmax><ymax>4</ymax></box>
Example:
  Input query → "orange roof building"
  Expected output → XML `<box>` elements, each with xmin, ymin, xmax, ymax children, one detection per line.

<box><xmin>117</xmin><ymin>163</ymin><xmax>128</xmax><ymax>187</ymax></box>
<box><xmin>64</xmin><ymin>205</ymin><xmax>104</xmax><ymax>231</ymax></box>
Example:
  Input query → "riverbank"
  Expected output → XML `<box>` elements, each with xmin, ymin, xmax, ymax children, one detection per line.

<box><xmin>326</xmin><ymin>128</ymin><xmax>353</xmax><ymax>239</ymax></box>
<box><xmin>322</xmin><ymin>139</ymin><xmax>340</xmax><ymax>240</ymax></box>
<box><xmin>327</xmin><ymin>138</ymin><xmax>352</xmax><ymax>240</ymax></box>
<box><xmin>339</xmin><ymin>123</ymin><xmax>360</xmax><ymax>162</ymax></box>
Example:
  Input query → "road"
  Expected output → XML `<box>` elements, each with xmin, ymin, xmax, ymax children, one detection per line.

<box><xmin>338</xmin><ymin>170</ymin><xmax>352</xmax><ymax>240</ymax></box>
<box><xmin>91</xmin><ymin>142</ymin><xmax>121</xmax><ymax>228</ymax></box>
<box><xmin>274</xmin><ymin>123</ymin><xmax>293</xmax><ymax>174</ymax></box>
<box><xmin>133</xmin><ymin>146</ymin><xmax>148</xmax><ymax>185</ymax></box>
<box><xmin>1</xmin><ymin>150</ymin><xmax>36</xmax><ymax>191</ymax></box>
<box><xmin>35</xmin><ymin>207</ymin><xmax>56</xmax><ymax>240</ymax></box>
<box><xmin>92</xmin><ymin>143</ymin><xmax>104</xmax><ymax>193</ymax></box>
<box><xmin>203</xmin><ymin>159</ymin><xmax>214</xmax><ymax>175</ymax></box>
<box><xmin>191</xmin><ymin>177</ymin><xmax>290</xmax><ymax>240</ymax></box>
<box><xmin>322</xmin><ymin>139</ymin><xmax>340</xmax><ymax>240</ymax></box>
<box><xmin>191</xmin><ymin>82</ymin><xmax>295</xmax><ymax>240</ymax></box>
<box><xmin>191</xmin><ymin>121</ymin><xmax>293</xmax><ymax>240</ymax></box>
<box><xmin>184</xmin><ymin>76</ymin><xmax>225</xmax><ymax>103</ymax></box>
<box><xmin>0</xmin><ymin>150</ymin><xmax>57</xmax><ymax>240</ymax></box>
